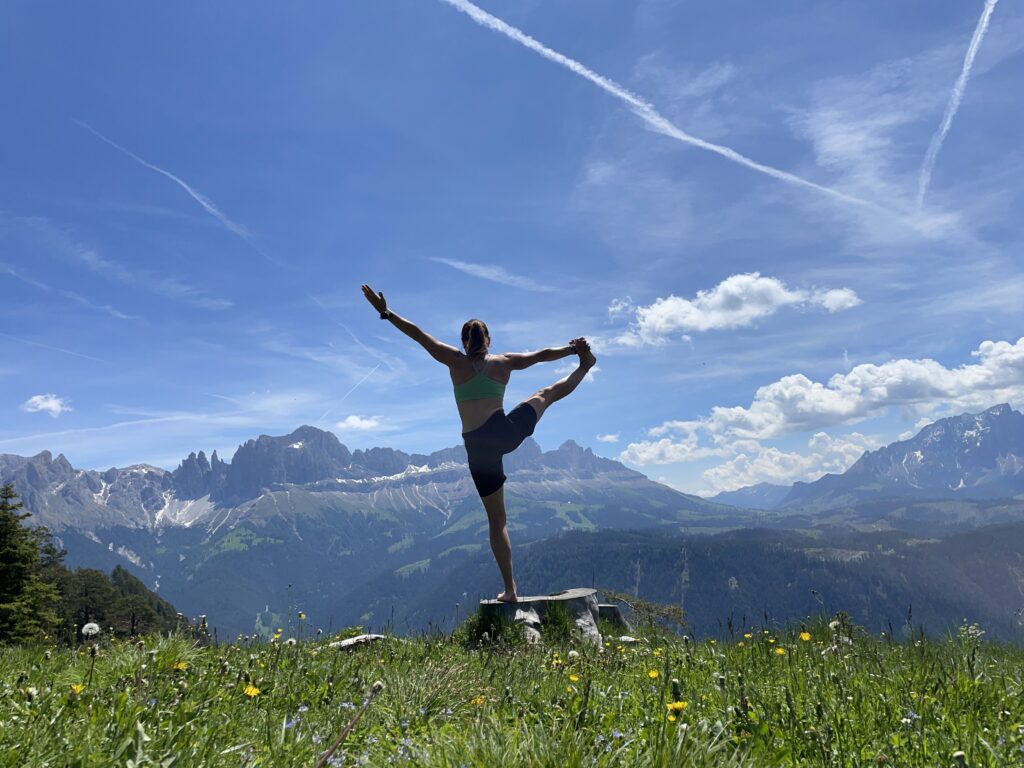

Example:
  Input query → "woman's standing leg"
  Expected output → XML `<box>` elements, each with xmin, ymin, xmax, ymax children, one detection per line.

<box><xmin>480</xmin><ymin>486</ymin><xmax>517</xmax><ymax>602</ymax></box>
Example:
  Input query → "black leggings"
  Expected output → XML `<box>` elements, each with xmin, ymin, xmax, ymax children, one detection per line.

<box><xmin>462</xmin><ymin>402</ymin><xmax>538</xmax><ymax>497</ymax></box>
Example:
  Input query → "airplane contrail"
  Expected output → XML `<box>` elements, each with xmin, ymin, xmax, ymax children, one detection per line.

<box><xmin>75</xmin><ymin>120</ymin><xmax>281</xmax><ymax>265</ymax></box>
<box><xmin>318</xmin><ymin>363</ymin><xmax>382</xmax><ymax>422</ymax></box>
<box><xmin>916</xmin><ymin>0</ymin><xmax>999</xmax><ymax>209</ymax></box>
<box><xmin>439</xmin><ymin>0</ymin><xmax>880</xmax><ymax>214</ymax></box>
<box><xmin>0</xmin><ymin>331</ymin><xmax>105</xmax><ymax>362</ymax></box>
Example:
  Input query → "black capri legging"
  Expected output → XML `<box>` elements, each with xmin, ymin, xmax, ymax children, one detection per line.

<box><xmin>461</xmin><ymin>402</ymin><xmax>538</xmax><ymax>497</ymax></box>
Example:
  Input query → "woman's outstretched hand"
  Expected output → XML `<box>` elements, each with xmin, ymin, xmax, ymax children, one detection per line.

<box><xmin>361</xmin><ymin>284</ymin><xmax>387</xmax><ymax>314</ymax></box>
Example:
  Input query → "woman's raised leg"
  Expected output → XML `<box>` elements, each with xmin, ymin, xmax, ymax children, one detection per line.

<box><xmin>481</xmin><ymin>485</ymin><xmax>517</xmax><ymax>602</ymax></box>
<box><xmin>525</xmin><ymin>338</ymin><xmax>596</xmax><ymax>423</ymax></box>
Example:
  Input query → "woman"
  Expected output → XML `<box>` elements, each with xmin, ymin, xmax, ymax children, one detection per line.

<box><xmin>361</xmin><ymin>284</ymin><xmax>596</xmax><ymax>603</ymax></box>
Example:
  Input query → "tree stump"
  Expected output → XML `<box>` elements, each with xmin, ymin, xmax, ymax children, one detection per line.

<box><xmin>479</xmin><ymin>587</ymin><xmax>602</xmax><ymax>645</ymax></box>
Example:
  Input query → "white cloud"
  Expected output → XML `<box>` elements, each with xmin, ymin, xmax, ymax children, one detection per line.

<box><xmin>596</xmin><ymin>433</ymin><xmax>619</xmax><ymax>443</ymax></box>
<box><xmin>699</xmin><ymin>432</ymin><xmax>882</xmax><ymax>494</ymax></box>
<box><xmin>621</xmin><ymin>337</ymin><xmax>1024</xmax><ymax>473</ymax></box>
<box><xmin>21</xmin><ymin>394</ymin><xmax>72</xmax><ymax>418</ymax></box>
<box><xmin>813</xmin><ymin>288</ymin><xmax>862</xmax><ymax>313</ymax></box>
<box><xmin>336</xmin><ymin>415</ymin><xmax>381</xmax><ymax>431</ymax></box>
<box><xmin>607</xmin><ymin>297</ymin><xmax>634</xmax><ymax>320</ymax></box>
<box><xmin>619</xmin><ymin>430</ymin><xmax>724</xmax><ymax>465</ymax></box>
<box><xmin>610</xmin><ymin>273</ymin><xmax>860</xmax><ymax>346</ymax></box>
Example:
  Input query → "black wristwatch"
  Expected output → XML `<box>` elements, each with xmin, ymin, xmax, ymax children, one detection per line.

<box><xmin>380</xmin><ymin>309</ymin><xmax>392</xmax><ymax>320</ymax></box>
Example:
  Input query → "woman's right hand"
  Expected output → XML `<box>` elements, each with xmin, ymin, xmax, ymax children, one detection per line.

<box><xmin>361</xmin><ymin>284</ymin><xmax>387</xmax><ymax>314</ymax></box>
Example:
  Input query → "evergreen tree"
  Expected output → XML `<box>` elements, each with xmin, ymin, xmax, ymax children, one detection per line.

<box><xmin>0</xmin><ymin>483</ymin><xmax>60</xmax><ymax>643</ymax></box>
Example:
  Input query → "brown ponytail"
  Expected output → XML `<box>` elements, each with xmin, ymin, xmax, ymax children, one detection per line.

<box><xmin>461</xmin><ymin>319</ymin><xmax>489</xmax><ymax>358</ymax></box>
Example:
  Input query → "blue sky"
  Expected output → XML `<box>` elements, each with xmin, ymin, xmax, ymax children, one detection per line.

<box><xmin>2</xmin><ymin>0</ymin><xmax>1022</xmax><ymax>495</ymax></box>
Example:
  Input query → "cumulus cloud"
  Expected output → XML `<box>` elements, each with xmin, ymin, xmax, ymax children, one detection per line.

<box><xmin>596</xmin><ymin>433</ymin><xmax>620</xmax><ymax>443</ymax></box>
<box><xmin>610</xmin><ymin>274</ymin><xmax>860</xmax><ymax>346</ymax></box>
<box><xmin>699</xmin><ymin>432</ymin><xmax>883</xmax><ymax>494</ymax></box>
<box><xmin>335</xmin><ymin>415</ymin><xmax>381</xmax><ymax>431</ymax></box>
<box><xmin>705</xmin><ymin>337</ymin><xmax>1024</xmax><ymax>440</ymax></box>
<box><xmin>620</xmin><ymin>337</ymin><xmax>1024</xmax><ymax>473</ymax></box>
<box><xmin>22</xmin><ymin>394</ymin><xmax>71</xmax><ymax>418</ymax></box>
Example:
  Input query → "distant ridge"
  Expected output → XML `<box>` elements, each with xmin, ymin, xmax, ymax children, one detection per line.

<box><xmin>707</xmin><ymin>404</ymin><xmax>1024</xmax><ymax>511</ymax></box>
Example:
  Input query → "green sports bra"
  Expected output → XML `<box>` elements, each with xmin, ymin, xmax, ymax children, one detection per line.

<box><xmin>453</xmin><ymin>357</ymin><xmax>506</xmax><ymax>403</ymax></box>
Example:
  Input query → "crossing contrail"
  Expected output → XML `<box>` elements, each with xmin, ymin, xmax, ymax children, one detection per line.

<box><xmin>916</xmin><ymin>0</ymin><xmax>999</xmax><ymax>209</ymax></box>
<box><xmin>75</xmin><ymin>120</ymin><xmax>282</xmax><ymax>265</ymax></box>
<box><xmin>440</xmin><ymin>0</ymin><xmax>881</xmax><ymax>214</ymax></box>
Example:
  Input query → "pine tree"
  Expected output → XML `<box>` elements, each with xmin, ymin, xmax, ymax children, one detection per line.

<box><xmin>0</xmin><ymin>483</ymin><xmax>60</xmax><ymax>643</ymax></box>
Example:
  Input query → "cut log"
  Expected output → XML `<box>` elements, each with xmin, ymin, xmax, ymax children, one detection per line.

<box><xmin>597</xmin><ymin>603</ymin><xmax>632</xmax><ymax>632</ymax></box>
<box><xmin>328</xmin><ymin>633</ymin><xmax>389</xmax><ymax>650</ymax></box>
<box><xmin>479</xmin><ymin>587</ymin><xmax>602</xmax><ymax>645</ymax></box>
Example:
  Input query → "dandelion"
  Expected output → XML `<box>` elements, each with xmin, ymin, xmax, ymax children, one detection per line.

<box><xmin>298</xmin><ymin>612</ymin><xmax>306</xmax><ymax>620</ymax></box>
<box><xmin>768</xmin><ymin>638</ymin><xmax>776</xmax><ymax>644</ymax></box>
<box><xmin>667</xmin><ymin>701</ymin><xmax>688</xmax><ymax>712</ymax></box>
<box><xmin>81</xmin><ymin>622</ymin><xmax>101</xmax><ymax>638</ymax></box>
<box><xmin>565</xmin><ymin>686</ymin><xmax>573</xmax><ymax>693</ymax></box>
<box><xmin>800</xmin><ymin>632</ymin><xmax>811</xmax><ymax>642</ymax></box>
<box><xmin>647</xmin><ymin>670</ymin><xmax>659</xmax><ymax>680</ymax></box>
<box><xmin>244</xmin><ymin>684</ymin><xmax>261</xmax><ymax>697</ymax></box>
<box><xmin>708</xmin><ymin>640</ymin><xmax>716</xmax><ymax>646</ymax></box>
<box><xmin>567</xmin><ymin>650</ymin><xmax>579</xmax><ymax>659</ymax></box>
<box><xmin>472</xmin><ymin>695</ymin><xmax>486</xmax><ymax>706</ymax></box>
<box><xmin>667</xmin><ymin>714</ymin><xmax>677</xmax><ymax>722</ymax></box>
<box><xmin>173</xmin><ymin>661</ymin><xmax>188</xmax><ymax>671</ymax></box>
<box><xmin>569</xmin><ymin>674</ymin><xmax>579</xmax><ymax>683</ymax></box>
<box><xmin>743</xmin><ymin>633</ymin><xmax>753</xmax><ymax>639</ymax></box>
<box><xmin>286</xmin><ymin>638</ymin><xmax>297</xmax><ymax>647</ymax></box>
<box><xmin>775</xmin><ymin>647</ymin><xmax>786</xmax><ymax>656</ymax></box>
<box><xmin>69</xmin><ymin>684</ymin><xmax>85</xmax><ymax>695</ymax></box>
<box><xmin>737</xmin><ymin>642</ymin><xmax>745</xmax><ymax>648</ymax></box>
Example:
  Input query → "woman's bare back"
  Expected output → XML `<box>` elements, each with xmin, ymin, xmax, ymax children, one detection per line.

<box><xmin>450</xmin><ymin>353</ymin><xmax>512</xmax><ymax>433</ymax></box>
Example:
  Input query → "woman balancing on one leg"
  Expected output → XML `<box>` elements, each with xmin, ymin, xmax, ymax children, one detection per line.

<box><xmin>361</xmin><ymin>284</ymin><xmax>596</xmax><ymax>603</ymax></box>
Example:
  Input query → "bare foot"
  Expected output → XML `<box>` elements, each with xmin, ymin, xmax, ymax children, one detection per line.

<box><xmin>497</xmin><ymin>589</ymin><xmax>518</xmax><ymax>603</ymax></box>
<box><xmin>575</xmin><ymin>338</ymin><xmax>596</xmax><ymax>371</ymax></box>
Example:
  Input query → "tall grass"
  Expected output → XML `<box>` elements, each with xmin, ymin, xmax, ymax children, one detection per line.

<box><xmin>1</xmin><ymin>617</ymin><xmax>1021</xmax><ymax>766</ymax></box>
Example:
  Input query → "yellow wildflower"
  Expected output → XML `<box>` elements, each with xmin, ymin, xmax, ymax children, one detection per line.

<box><xmin>244</xmin><ymin>684</ymin><xmax>261</xmax><ymax>697</ymax></box>
<box><xmin>768</xmin><ymin>638</ymin><xmax>776</xmax><ymax>644</ymax></box>
<box><xmin>647</xmin><ymin>670</ymin><xmax>659</xmax><ymax>680</ymax></box>
<box><xmin>472</xmin><ymin>695</ymin><xmax>486</xmax><ymax>706</ymax></box>
<box><xmin>800</xmin><ymin>632</ymin><xmax>811</xmax><ymax>642</ymax></box>
<box><xmin>298</xmin><ymin>612</ymin><xmax>306</xmax><ymax>620</ymax></box>
<box><xmin>737</xmin><ymin>641</ymin><xmax>745</xmax><ymax>648</ymax></box>
<box><xmin>667</xmin><ymin>714</ymin><xmax>677</xmax><ymax>722</ymax></box>
<box><xmin>569</xmin><ymin>674</ymin><xmax>579</xmax><ymax>683</ymax></box>
<box><xmin>173</xmin><ymin>661</ymin><xmax>188</xmax><ymax>671</ymax></box>
<box><xmin>565</xmin><ymin>686</ymin><xmax>573</xmax><ymax>693</ymax></box>
<box><xmin>708</xmin><ymin>639</ymin><xmax>716</xmax><ymax>645</ymax></box>
<box><xmin>743</xmin><ymin>633</ymin><xmax>753</xmax><ymax>639</ymax></box>
<box><xmin>667</xmin><ymin>701</ymin><xmax>688</xmax><ymax>712</ymax></box>
<box><xmin>69</xmin><ymin>683</ymin><xmax>85</xmax><ymax>695</ymax></box>
<box><xmin>775</xmin><ymin>647</ymin><xmax>786</xmax><ymax>656</ymax></box>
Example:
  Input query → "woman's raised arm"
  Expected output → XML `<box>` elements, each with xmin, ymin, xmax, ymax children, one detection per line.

<box><xmin>361</xmin><ymin>285</ymin><xmax>460</xmax><ymax>366</ymax></box>
<box><xmin>503</xmin><ymin>339</ymin><xmax>582</xmax><ymax>370</ymax></box>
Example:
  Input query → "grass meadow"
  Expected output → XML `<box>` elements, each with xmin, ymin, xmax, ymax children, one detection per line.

<box><xmin>1</xmin><ymin>616</ymin><xmax>1022</xmax><ymax>767</ymax></box>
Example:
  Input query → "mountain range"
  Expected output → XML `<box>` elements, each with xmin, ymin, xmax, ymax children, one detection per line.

<box><xmin>3</xmin><ymin>404</ymin><xmax>1023</xmax><ymax>638</ymax></box>
<box><xmin>1</xmin><ymin>427</ymin><xmax>737</xmax><ymax>636</ymax></box>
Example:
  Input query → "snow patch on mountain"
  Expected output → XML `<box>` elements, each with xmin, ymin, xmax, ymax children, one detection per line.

<box><xmin>156</xmin><ymin>494</ymin><xmax>216</xmax><ymax>527</ymax></box>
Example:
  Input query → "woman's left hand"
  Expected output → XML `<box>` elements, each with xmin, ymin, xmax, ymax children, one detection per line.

<box><xmin>361</xmin><ymin>284</ymin><xmax>387</xmax><ymax>314</ymax></box>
